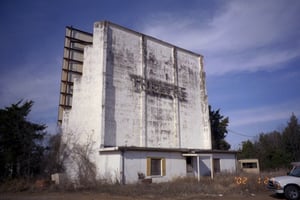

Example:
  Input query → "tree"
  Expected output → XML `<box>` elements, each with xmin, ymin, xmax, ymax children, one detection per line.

<box><xmin>282</xmin><ymin>113</ymin><xmax>300</xmax><ymax>162</ymax></box>
<box><xmin>209</xmin><ymin>105</ymin><xmax>231</xmax><ymax>150</ymax></box>
<box><xmin>238</xmin><ymin>140</ymin><xmax>257</xmax><ymax>159</ymax></box>
<box><xmin>256</xmin><ymin>131</ymin><xmax>289</xmax><ymax>170</ymax></box>
<box><xmin>0</xmin><ymin>100</ymin><xmax>46</xmax><ymax>180</ymax></box>
<box><xmin>238</xmin><ymin>114</ymin><xmax>300</xmax><ymax>170</ymax></box>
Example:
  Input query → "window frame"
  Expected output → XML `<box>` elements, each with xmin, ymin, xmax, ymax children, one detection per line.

<box><xmin>242</xmin><ymin>162</ymin><xmax>258</xmax><ymax>169</ymax></box>
<box><xmin>146</xmin><ymin>157</ymin><xmax>166</xmax><ymax>177</ymax></box>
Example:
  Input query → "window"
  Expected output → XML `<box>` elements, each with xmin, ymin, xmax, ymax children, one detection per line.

<box><xmin>147</xmin><ymin>157</ymin><xmax>166</xmax><ymax>176</ymax></box>
<box><xmin>290</xmin><ymin>166</ymin><xmax>300</xmax><ymax>177</ymax></box>
<box><xmin>242</xmin><ymin>162</ymin><xmax>258</xmax><ymax>169</ymax></box>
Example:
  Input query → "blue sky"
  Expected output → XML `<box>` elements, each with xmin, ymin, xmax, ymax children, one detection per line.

<box><xmin>1</xmin><ymin>0</ymin><xmax>300</xmax><ymax>149</ymax></box>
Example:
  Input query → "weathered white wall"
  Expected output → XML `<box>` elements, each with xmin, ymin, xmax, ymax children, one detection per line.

<box><xmin>214</xmin><ymin>153</ymin><xmax>237</xmax><ymax>173</ymax></box>
<box><xmin>144</xmin><ymin>40</ymin><xmax>177</xmax><ymax>148</ymax></box>
<box><xmin>98</xmin><ymin>152</ymin><xmax>122</xmax><ymax>182</ymax></box>
<box><xmin>61</xmin><ymin>21</ymin><xmax>215</xmax><ymax>182</ymax></box>
<box><xmin>68</xmin><ymin>21</ymin><xmax>211</xmax><ymax>150</ymax></box>
<box><xmin>176</xmin><ymin>51</ymin><xmax>211</xmax><ymax>149</ymax></box>
<box><xmin>199</xmin><ymin>156</ymin><xmax>212</xmax><ymax>176</ymax></box>
<box><xmin>123</xmin><ymin>151</ymin><xmax>186</xmax><ymax>183</ymax></box>
<box><xmin>61</xmin><ymin>24</ymin><xmax>106</xmax><ymax>180</ymax></box>
<box><xmin>102</xmin><ymin>25</ymin><xmax>143</xmax><ymax>147</ymax></box>
<box><xmin>96</xmin><ymin>151</ymin><xmax>237</xmax><ymax>183</ymax></box>
<box><xmin>95</xmin><ymin>150</ymin><xmax>187</xmax><ymax>184</ymax></box>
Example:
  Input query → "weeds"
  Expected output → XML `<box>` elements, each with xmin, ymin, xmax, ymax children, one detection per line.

<box><xmin>0</xmin><ymin>170</ymin><xmax>288</xmax><ymax>197</ymax></box>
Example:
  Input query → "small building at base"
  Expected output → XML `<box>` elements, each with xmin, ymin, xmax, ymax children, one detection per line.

<box><xmin>238</xmin><ymin>159</ymin><xmax>260</xmax><ymax>174</ymax></box>
<box><xmin>99</xmin><ymin>147</ymin><xmax>237</xmax><ymax>184</ymax></box>
<box><xmin>59</xmin><ymin>21</ymin><xmax>237</xmax><ymax>184</ymax></box>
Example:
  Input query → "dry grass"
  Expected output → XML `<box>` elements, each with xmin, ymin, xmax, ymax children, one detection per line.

<box><xmin>0</xmin><ymin>170</ymin><xmax>288</xmax><ymax>198</ymax></box>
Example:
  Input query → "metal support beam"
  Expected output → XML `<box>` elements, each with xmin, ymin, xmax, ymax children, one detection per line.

<box><xmin>210</xmin><ymin>154</ymin><xmax>214</xmax><ymax>179</ymax></box>
<box><xmin>197</xmin><ymin>156</ymin><xmax>200</xmax><ymax>182</ymax></box>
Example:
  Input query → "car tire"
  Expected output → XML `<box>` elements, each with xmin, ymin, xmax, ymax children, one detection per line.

<box><xmin>284</xmin><ymin>185</ymin><xmax>300</xmax><ymax>200</ymax></box>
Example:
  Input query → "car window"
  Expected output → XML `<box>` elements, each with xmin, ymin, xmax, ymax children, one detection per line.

<box><xmin>290</xmin><ymin>166</ymin><xmax>300</xmax><ymax>177</ymax></box>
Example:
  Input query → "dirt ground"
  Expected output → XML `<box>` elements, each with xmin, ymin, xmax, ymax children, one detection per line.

<box><xmin>0</xmin><ymin>191</ymin><xmax>286</xmax><ymax>200</ymax></box>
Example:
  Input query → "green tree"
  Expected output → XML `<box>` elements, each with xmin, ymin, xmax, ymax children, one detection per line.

<box><xmin>239</xmin><ymin>114</ymin><xmax>300</xmax><ymax>170</ymax></box>
<box><xmin>282</xmin><ymin>113</ymin><xmax>300</xmax><ymax>162</ymax></box>
<box><xmin>209</xmin><ymin>105</ymin><xmax>231</xmax><ymax>150</ymax></box>
<box><xmin>256</xmin><ymin>131</ymin><xmax>288</xmax><ymax>170</ymax></box>
<box><xmin>0</xmin><ymin>100</ymin><xmax>46</xmax><ymax>180</ymax></box>
<box><xmin>238</xmin><ymin>140</ymin><xmax>257</xmax><ymax>159</ymax></box>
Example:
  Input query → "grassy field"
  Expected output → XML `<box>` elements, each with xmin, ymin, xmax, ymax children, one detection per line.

<box><xmin>0</xmin><ymin>171</ymin><xmax>288</xmax><ymax>200</ymax></box>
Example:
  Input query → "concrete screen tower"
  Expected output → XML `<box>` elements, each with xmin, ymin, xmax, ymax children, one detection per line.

<box><xmin>60</xmin><ymin>21</ymin><xmax>236</xmax><ymax>184</ymax></box>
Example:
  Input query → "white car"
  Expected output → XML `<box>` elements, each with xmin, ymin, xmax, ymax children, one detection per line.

<box><xmin>268</xmin><ymin>162</ymin><xmax>300</xmax><ymax>200</ymax></box>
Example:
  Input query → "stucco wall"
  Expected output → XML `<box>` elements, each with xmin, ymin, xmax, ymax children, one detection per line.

<box><xmin>214</xmin><ymin>153</ymin><xmax>237</xmax><ymax>173</ymax></box>
<box><xmin>63</xmin><ymin>21</ymin><xmax>211</xmax><ymax>149</ymax></box>
<box><xmin>199</xmin><ymin>156</ymin><xmax>212</xmax><ymax>176</ymax></box>
<box><xmin>61</xmin><ymin>21</ymin><xmax>216</xmax><ymax>182</ymax></box>
<box><xmin>123</xmin><ymin>151</ymin><xmax>186</xmax><ymax>183</ymax></box>
<box><xmin>65</xmin><ymin>21</ymin><xmax>211</xmax><ymax>150</ymax></box>
<box><xmin>96</xmin><ymin>150</ymin><xmax>237</xmax><ymax>183</ymax></box>
<box><xmin>98</xmin><ymin>152</ymin><xmax>122</xmax><ymax>182</ymax></box>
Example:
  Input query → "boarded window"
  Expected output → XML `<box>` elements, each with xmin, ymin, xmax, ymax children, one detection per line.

<box><xmin>147</xmin><ymin>157</ymin><xmax>166</xmax><ymax>176</ymax></box>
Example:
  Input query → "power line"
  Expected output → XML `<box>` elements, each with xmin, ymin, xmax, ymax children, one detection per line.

<box><xmin>227</xmin><ymin>129</ymin><xmax>255</xmax><ymax>138</ymax></box>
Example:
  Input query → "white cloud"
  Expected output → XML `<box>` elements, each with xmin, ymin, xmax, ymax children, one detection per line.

<box><xmin>203</xmin><ymin>0</ymin><xmax>299</xmax><ymax>52</ymax></box>
<box><xmin>205</xmin><ymin>46</ymin><xmax>300</xmax><ymax>74</ymax></box>
<box><xmin>140</xmin><ymin>0</ymin><xmax>300</xmax><ymax>75</ymax></box>
<box><xmin>226</xmin><ymin>99</ymin><xmax>300</xmax><ymax>128</ymax></box>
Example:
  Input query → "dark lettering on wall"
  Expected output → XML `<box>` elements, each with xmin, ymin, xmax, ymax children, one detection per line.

<box><xmin>129</xmin><ymin>74</ymin><xmax>187</xmax><ymax>102</ymax></box>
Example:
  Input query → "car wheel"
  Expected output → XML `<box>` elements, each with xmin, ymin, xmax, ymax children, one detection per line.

<box><xmin>285</xmin><ymin>185</ymin><xmax>300</xmax><ymax>200</ymax></box>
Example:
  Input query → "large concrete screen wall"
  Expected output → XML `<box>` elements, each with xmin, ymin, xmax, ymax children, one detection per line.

<box><xmin>62</xmin><ymin>21</ymin><xmax>211</xmax><ymax>150</ymax></box>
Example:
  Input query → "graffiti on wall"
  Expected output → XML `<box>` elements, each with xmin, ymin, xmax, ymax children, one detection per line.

<box><xmin>130</xmin><ymin>74</ymin><xmax>187</xmax><ymax>102</ymax></box>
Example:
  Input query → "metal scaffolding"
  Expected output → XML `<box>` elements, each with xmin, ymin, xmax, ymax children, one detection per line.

<box><xmin>57</xmin><ymin>26</ymin><xmax>93</xmax><ymax>125</ymax></box>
